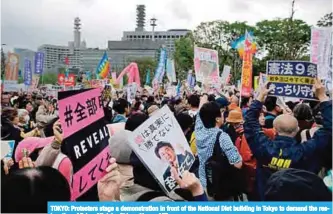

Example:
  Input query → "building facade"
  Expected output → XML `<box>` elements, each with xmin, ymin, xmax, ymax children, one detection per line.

<box><xmin>122</xmin><ymin>29</ymin><xmax>190</xmax><ymax>54</ymax></box>
<box><xmin>37</xmin><ymin>44</ymin><xmax>82</xmax><ymax>72</ymax></box>
<box><xmin>81</xmin><ymin>40</ymin><xmax>162</xmax><ymax>72</ymax></box>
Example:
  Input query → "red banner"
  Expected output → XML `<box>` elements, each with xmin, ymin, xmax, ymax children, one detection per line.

<box><xmin>240</xmin><ymin>38</ymin><xmax>253</xmax><ymax>97</ymax></box>
<box><xmin>58</xmin><ymin>74</ymin><xmax>75</xmax><ymax>86</ymax></box>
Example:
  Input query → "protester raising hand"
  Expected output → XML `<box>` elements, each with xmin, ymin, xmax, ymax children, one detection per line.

<box><xmin>313</xmin><ymin>78</ymin><xmax>329</xmax><ymax>102</ymax></box>
<box><xmin>19</xmin><ymin>157</ymin><xmax>35</xmax><ymax>169</ymax></box>
<box><xmin>53</xmin><ymin>120</ymin><xmax>63</xmax><ymax>144</ymax></box>
<box><xmin>97</xmin><ymin>158</ymin><xmax>123</xmax><ymax>201</ymax></box>
<box><xmin>2</xmin><ymin>158</ymin><xmax>14</xmax><ymax>175</ymax></box>
<box><xmin>171</xmin><ymin>168</ymin><xmax>205</xmax><ymax>197</ymax></box>
<box><xmin>257</xmin><ymin>82</ymin><xmax>274</xmax><ymax>103</ymax></box>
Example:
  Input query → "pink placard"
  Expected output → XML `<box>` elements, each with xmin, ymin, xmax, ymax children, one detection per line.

<box><xmin>71</xmin><ymin>146</ymin><xmax>110</xmax><ymax>200</ymax></box>
<box><xmin>59</xmin><ymin>88</ymin><xmax>104</xmax><ymax>138</ymax></box>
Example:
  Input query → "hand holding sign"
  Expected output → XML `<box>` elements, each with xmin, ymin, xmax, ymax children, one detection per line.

<box><xmin>313</xmin><ymin>78</ymin><xmax>329</xmax><ymax>102</ymax></box>
<box><xmin>97</xmin><ymin>158</ymin><xmax>122</xmax><ymax>201</ymax></box>
<box><xmin>257</xmin><ymin>82</ymin><xmax>274</xmax><ymax>103</ymax></box>
<box><xmin>2</xmin><ymin>158</ymin><xmax>14</xmax><ymax>175</ymax></box>
<box><xmin>171</xmin><ymin>168</ymin><xmax>204</xmax><ymax>197</ymax></box>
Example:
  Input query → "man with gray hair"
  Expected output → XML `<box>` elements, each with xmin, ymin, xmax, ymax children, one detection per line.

<box><xmin>244</xmin><ymin>79</ymin><xmax>332</xmax><ymax>200</ymax></box>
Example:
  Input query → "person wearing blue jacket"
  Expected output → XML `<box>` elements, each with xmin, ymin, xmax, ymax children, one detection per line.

<box><xmin>244</xmin><ymin>79</ymin><xmax>332</xmax><ymax>200</ymax></box>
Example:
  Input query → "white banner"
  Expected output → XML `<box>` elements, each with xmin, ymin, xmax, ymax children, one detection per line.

<box><xmin>128</xmin><ymin>105</ymin><xmax>195</xmax><ymax>194</ymax></box>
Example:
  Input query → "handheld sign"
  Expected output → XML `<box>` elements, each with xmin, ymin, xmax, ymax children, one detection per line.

<box><xmin>128</xmin><ymin>105</ymin><xmax>195</xmax><ymax>194</ymax></box>
<box><xmin>194</xmin><ymin>47</ymin><xmax>219</xmax><ymax>84</ymax></box>
<box><xmin>58</xmin><ymin>88</ymin><xmax>111</xmax><ymax>200</ymax></box>
<box><xmin>1</xmin><ymin>140</ymin><xmax>15</xmax><ymax>159</ymax></box>
<box><xmin>266</xmin><ymin>61</ymin><xmax>317</xmax><ymax>100</ymax></box>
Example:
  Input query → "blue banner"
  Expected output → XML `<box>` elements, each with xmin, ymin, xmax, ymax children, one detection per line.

<box><xmin>48</xmin><ymin>202</ymin><xmax>332</xmax><ymax>214</ymax></box>
<box><xmin>153</xmin><ymin>48</ymin><xmax>167</xmax><ymax>83</ymax></box>
<box><xmin>266</xmin><ymin>61</ymin><xmax>317</xmax><ymax>100</ymax></box>
<box><xmin>24</xmin><ymin>58</ymin><xmax>32</xmax><ymax>85</ymax></box>
<box><xmin>34</xmin><ymin>52</ymin><xmax>45</xmax><ymax>74</ymax></box>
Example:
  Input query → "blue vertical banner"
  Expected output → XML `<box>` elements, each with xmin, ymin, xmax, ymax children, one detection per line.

<box><xmin>24</xmin><ymin>58</ymin><xmax>32</xmax><ymax>86</ymax></box>
<box><xmin>266</xmin><ymin>61</ymin><xmax>317</xmax><ymax>100</ymax></box>
<box><xmin>34</xmin><ymin>52</ymin><xmax>45</xmax><ymax>74</ymax></box>
<box><xmin>153</xmin><ymin>48</ymin><xmax>167</xmax><ymax>84</ymax></box>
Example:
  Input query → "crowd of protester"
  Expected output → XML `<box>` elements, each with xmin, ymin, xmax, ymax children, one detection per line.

<box><xmin>1</xmin><ymin>78</ymin><xmax>332</xmax><ymax>212</ymax></box>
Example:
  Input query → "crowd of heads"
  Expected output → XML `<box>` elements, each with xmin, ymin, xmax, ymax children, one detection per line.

<box><xmin>1</xmin><ymin>81</ymin><xmax>332</xmax><ymax>212</ymax></box>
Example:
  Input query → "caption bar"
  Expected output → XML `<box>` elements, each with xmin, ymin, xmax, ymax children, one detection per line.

<box><xmin>48</xmin><ymin>202</ymin><xmax>332</xmax><ymax>214</ymax></box>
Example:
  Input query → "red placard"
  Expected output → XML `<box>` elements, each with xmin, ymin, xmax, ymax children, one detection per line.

<box><xmin>58</xmin><ymin>74</ymin><xmax>75</xmax><ymax>86</ymax></box>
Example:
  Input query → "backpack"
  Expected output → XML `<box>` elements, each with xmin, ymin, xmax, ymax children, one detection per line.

<box><xmin>205</xmin><ymin>131</ymin><xmax>246</xmax><ymax>200</ymax></box>
<box><xmin>235</xmin><ymin>133</ymin><xmax>257</xmax><ymax>193</ymax></box>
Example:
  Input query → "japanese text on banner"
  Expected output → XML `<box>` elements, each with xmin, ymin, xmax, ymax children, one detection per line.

<box><xmin>266</xmin><ymin>61</ymin><xmax>317</xmax><ymax>100</ymax></box>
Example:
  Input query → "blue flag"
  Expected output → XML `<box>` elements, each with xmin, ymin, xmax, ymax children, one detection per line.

<box><xmin>145</xmin><ymin>68</ymin><xmax>151</xmax><ymax>86</ymax></box>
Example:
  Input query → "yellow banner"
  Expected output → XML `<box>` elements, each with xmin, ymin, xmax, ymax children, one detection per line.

<box><xmin>268</xmin><ymin>75</ymin><xmax>315</xmax><ymax>85</ymax></box>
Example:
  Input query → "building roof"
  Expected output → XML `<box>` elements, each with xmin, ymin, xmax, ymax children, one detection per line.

<box><xmin>107</xmin><ymin>40</ymin><xmax>163</xmax><ymax>50</ymax></box>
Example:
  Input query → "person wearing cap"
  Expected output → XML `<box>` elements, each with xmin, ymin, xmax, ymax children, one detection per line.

<box><xmin>244</xmin><ymin>79</ymin><xmax>332</xmax><ymax>200</ymax></box>
<box><xmin>264</xmin><ymin>168</ymin><xmax>332</xmax><ymax>201</ymax></box>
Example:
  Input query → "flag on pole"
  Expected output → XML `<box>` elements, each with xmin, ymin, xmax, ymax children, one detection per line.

<box><xmin>176</xmin><ymin>80</ymin><xmax>181</xmax><ymax>97</ymax></box>
<box><xmin>96</xmin><ymin>52</ymin><xmax>110</xmax><ymax>79</ymax></box>
<box><xmin>145</xmin><ymin>68</ymin><xmax>151</xmax><ymax>86</ymax></box>
<box><xmin>231</xmin><ymin>31</ymin><xmax>256</xmax><ymax>59</ymax></box>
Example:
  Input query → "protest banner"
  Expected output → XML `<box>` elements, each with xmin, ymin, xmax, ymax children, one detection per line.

<box><xmin>240</xmin><ymin>32</ymin><xmax>254</xmax><ymax>97</ymax></box>
<box><xmin>90</xmin><ymin>79</ymin><xmax>109</xmax><ymax>88</ymax></box>
<box><xmin>58</xmin><ymin>88</ymin><xmax>110</xmax><ymax>200</ymax></box>
<box><xmin>5</xmin><ymin>53</ymin><xmax>19</xmax><ymax>81</ymax></box>
<box><xmin>310</xmin><ymin>27</ymin><xmax>332</xmax><ymax>91</ymax></box>
<box><xmin>34</xmin><ymin>52</ymin><xmax>45</xmax><ymax>74</ymax></box>
<box><xmin>194</xmin><ymin>47</ymin><xmax>219</xmax><ymax>83</ymax></box>
<box><xmin>166</xmin><ymin>59</ymin><xmax>177</xmax><ymax>83</ymax></box>
<box><xmin>128</xmin><ymin>105</ymin><xmax>195</xmax><ymax>194</ymax></box>
<box><xmin>24</xmin><ymin>58</ymin><xmax>32</xmax><ymax>86</ymax></box>
<box><xmin>126</xmin><ymin>82</ymin><xmax>137</xmax><ymax>103</ymax></box>
<box><xmin>254</xmin><ymin>76</ymin><xmax>259</xmax><ymax>90</ymax></box>
<box><xmin>58</xmin><ymin>74</ymin><xmax>75</xmax><ymax>87</ymax></box>
<box><xmin>221</xmin><ymin>65</ymin><xmax>231</xmax><ymax>84</ymax></box>
<box><xmin>3</xmin><ymin>80</ymin><xmax>24</xmax><ymax>92</ymax></box>
<box><xmin>266</xmin><ymin>61</ymin><xmax>317</xmax><ymax>100</ymax></box>
<box><xmin>153</xmin><ymin>48</ymin><xmax>167</xmax><ymax>84</ymax></box>
<box><xmin>1</xmin><ymin>140</ymin><xmax>15</xmax><ymax>159</ymax></box>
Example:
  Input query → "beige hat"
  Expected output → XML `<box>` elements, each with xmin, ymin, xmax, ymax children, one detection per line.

<box><xmin>226</xmin><ymin>110</ymin><xmax>244</xmax><ymax>123</ymax></box>
<box><xmin>108</xmin><ymin>130</ymin><xmax>132</xmax><ymax>164</ymax></box>
<box><xmin>147</xmin><ymin>105</ymin><xmax>159</xmax><ymax>116</ymax></box>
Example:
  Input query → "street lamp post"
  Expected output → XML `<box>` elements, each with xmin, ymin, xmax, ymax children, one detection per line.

<box><xmin>150</xmin><ymin>18</ymin><xmax>157</xmax><ymax>41</ymax></box>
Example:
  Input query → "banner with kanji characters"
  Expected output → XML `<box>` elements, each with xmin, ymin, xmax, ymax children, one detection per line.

<box><xmin>128</xmin><ymin>105</ymin><xmax>195</xmax><ymax>194</ymax></box>
<box><xmin>220</xmin><ymin>65</ymin><xmax>231</xmax><ymax>84</ymax></box>
<box><xmin>5</xmin><ymin>53</ymin><xmax>19</xmax><ymax>81</ymax></box>
<box><xmin>240</xmin><ymin>35</ymin><xmax>253</xmax><ymax>97</ymax></box>
<box><xmin>58</xmin><ymin>74</ymin><xmax>75</xmax><ymax>86</ymax></box>
<box><xmin>24</xmin><ymin>59</ymin><xmax>32</xmax><ymax>86</ymax></box>
<box><xmin>126</xmin><ymin>82</ymin><xmax>137</xmax><ymax>103</ymax></box>
<box><xmin>34</xmin><ymin>52</ymin><xmax>44</xmax><ymax>74</ymax></box>
<box><xmin>58</xmin><ymin>88</ymin><xmax>110</xmax><ymax>200</ymax></box>
<box><xmin>310</xmin><ymin>27</ymin><xmax>332</xmax><ymax>91</ymax></box>
<box><xmin>266</xmin><ymin>61</ymin><xmax>317</xmax><ymax>100</ymax></box>
<box><xmin>194</xmin><ymin>47</ymin><xmax>219</xmax><ymax>83</ymax></box>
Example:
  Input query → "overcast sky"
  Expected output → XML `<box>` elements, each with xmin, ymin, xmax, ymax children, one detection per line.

<box><xmin>1</xmin><ymin>0</ymin><xmax>331</xmax><ymax>51</ymax></box>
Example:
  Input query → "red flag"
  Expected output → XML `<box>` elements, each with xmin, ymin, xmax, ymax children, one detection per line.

<box><xmin>65</xmin><ymin>56</ymin><xmax>69</xmax><ymax>65</ymax></box>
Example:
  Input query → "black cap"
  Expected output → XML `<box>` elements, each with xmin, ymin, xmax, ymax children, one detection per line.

<box><xmin>264</xmin><ymin>168</ymin><xmax>332</xmax><ymax>201</ymax></box>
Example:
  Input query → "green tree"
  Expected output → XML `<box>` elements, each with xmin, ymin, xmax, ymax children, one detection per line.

<box><xmin>193</xmin><ymin>20</ymin><xmax>255</xmax><ymax>83</ymax></box>
<box><xmin>40</xmin><ymin>73</ymin><xmax>58</xmax><ymax>85</ymax></box>
<box><xmin>317</xmin><ymin>13</ymin><xmax>332</xmax><ymax>27</ymax></box>
<box><xmin>173</xmin><ymin>33</ymin><xmax>194</xmax><ymax>81</ymax></box>
<box><xmin>255</xmin><ymin>18</ymin><xmax>311</xmax><ymax>60</ymax></box>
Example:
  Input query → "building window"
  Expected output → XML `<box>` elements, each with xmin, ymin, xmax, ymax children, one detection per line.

<box><xmin>138</xmin><ymin>35</ymin><xmax>141</xmax><ymax>38</ymax></box>
<box><xmin>163</xmin><ymin>35</ymin><xmax>166</xmax><ymax>38</ymax></box>
<box><xmin>155</xmin><ymin>35</ymin><xmax>158</xmax><ymax>38</ymax></box>
<box><xmin>145</xmin><ymin>35</ymin><xmax>149</xmax><ymax>38</ymax></box>
<box><xmin>133</xmin><ymin>35</ymin><xmax>137</xmax><ymax>38</ymax></box>
<box><xmin>129</xmin><ymin>35</ymin><xmax>133</xmax><ymax>38</ymax></box>
<box><xmin>167</xmin><ymin>35</ymin><xmax>171</xmax><ymax>38</ymax></box>
<box><xmin>172</xmin><ymin>35</ymin><xmax>175</xmax><ymax>38</ymax></box>
<box><xmin>158</xmin><ymin>35</ymin><xmax>162</xmax><ymax>38</ymax></box>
